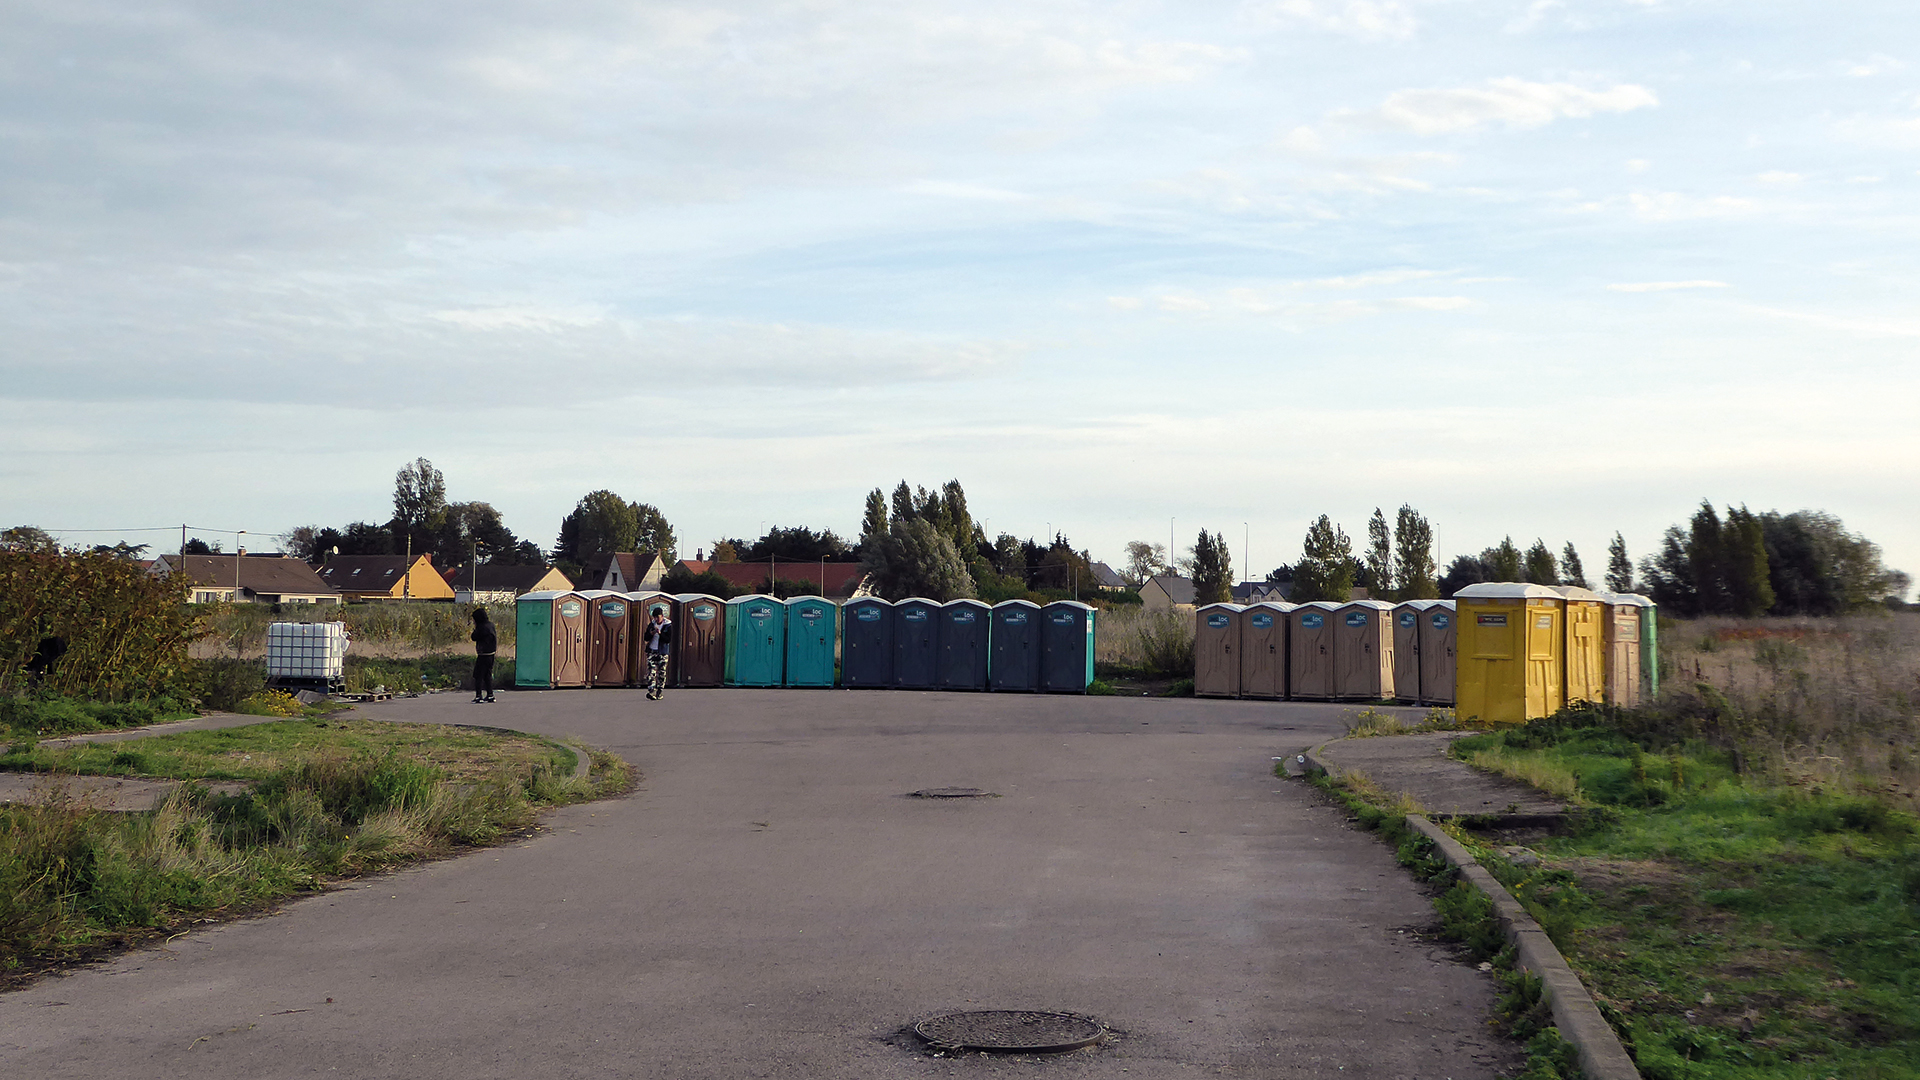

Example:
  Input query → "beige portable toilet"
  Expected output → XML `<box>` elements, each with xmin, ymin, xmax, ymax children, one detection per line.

<box><xmin>1598</xmin><ymin>592</ymin><xmax>1651</xmax><ymax>707</ymax></box>
<box><xmin>1392</xmin><ymin>601</ymin><xmax>1438</xmax><ymax>703</ymax></box>
<box><xmin>1554</xmin><ymin>585</ymin><xmax>1607</xmax><ymax>707</ymax></box>
<box><xmin>1419</xmin><ymin>600</ymin><xmax>1457</xmax><ymax>705</ymax></box>
<box><xmin>1193</xmin><ymin>603</ymin><xmax>1245</xmax><ymax>698</ymax></box>
<box><xmin>1334</xmin><ymin>599</ymin><xmax>1396</xmax><ymax>700</ymax></box>
<box><xmin>1454</xmin><ymin>583</ymin><xmax>1564</xmax><ymax>725</ymax></box>
<box><xmin>1289</xmin><ymin>601</ymin><xmax>1341</xmax><ymax>700</ymax></box>
<box><xmin>1240</xmin><ymin>602</ymin><xmax>1293</xmax><ymax>700</ymax></box>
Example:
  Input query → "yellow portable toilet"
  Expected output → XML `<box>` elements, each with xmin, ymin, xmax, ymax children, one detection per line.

<box><xmin>1454</xmin><ymin>583</ymin><xmax>1565</xmax><ymax>725</ymax></box>
<box><xmin>1598</xmin><ymin>592</ymin><xmax>1651</xmax><ymax>707</ymax></box>
<box><xmin>1193</xmin><ymin>603</ymin><xmax>1244</xmax><ymax>698</ymax></box>
<box><xmin>1419</xmin><ymin>600</ymin><xmax>1457</xmax><ymax>705</ymax></box>
<box><xmin>1240</xmin><ymin>602</ymin><xmax>1293</xmax><ymax>700</ymax></box>
<box><xmin>1289</xmin><ymin>602</ymin><xmax>1341</xmax><ymax>700</ymax></box>
<box><xmin>1391</xmin><ymin>601</ymin><xmax>1438</xmax><ymax>703</ymax></box>
<box><xmin>1554</xmin><ymin>585</ymin><xmax>1607</xmax><ymax>707</ymax></box>
<box><xmin>1333</xmin><ymin>599</ymin><xmax>1396</xmax><ymax>700</ymax></box>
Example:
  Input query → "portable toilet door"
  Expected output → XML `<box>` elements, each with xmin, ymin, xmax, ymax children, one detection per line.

<box><xmin>1193</xmin><ymin>603</ymin><xmax>1244</xmax><ymax>698</ymax></box>
<box><xmin>890</xmin><ymin>598</ymin><xmax>939</xmax><ymax>689</ymax></box>
<box><xmin>626</xmin><ymin>591</ymin><xmax>672</xmax><ymax>685</ymax></box>
<box><xmin>576</xmin><ymin>591</ymin><xmax>630</xmax><ymax>687</ymax></box>
<box><xmin>1039</xmin><ymin>601</ymin><xmax>1095</xmax><ymax>693</ymax></box>
<box><xmin>989</xmin><ymin>599</ymin><xmax>1041</xmax><ymax>692</ymax></box>
<box><xmin>1554</xmin><ymin>586</ymin><xmax>1607</xmax><ymax>707</ymax></box>
<box><xmin>784</xmin><ymin>596</ymin><xmax>837</xmax><ymax>688</ymax></box>
<box><xmin>1418</xmin><ymin>601</ymin><xmax>1457</xmax><ymax>705</ymax></box>
<box><xmin>841</xmin><ymin>597</ymin><xmax>893</xmax><ymax>688</ymax></box>
<box><xmin>1289</xmin><ymin>602</ymin><xmax>1340</xmax><ymax>700</ymax></box>
<box><xmin>1392</xmin><ymin>602</ymin><xmax>1431</xmax><ymax>703</ymax></box>
<box><xmin>514</xmin><ymin>590</ymin><xmax>567</xmax><ymax>688</ymax></box>
<box><xmin>937</xmin><ymin>599</ymin><xmax>990</xmax><ymax>691</ymax></box>
<box><xmin>673</xmin><ymin>593</ymin><xmax>726</xmax><ymax>687</ymax></box>
<box><xmin>726</xmin><ymin>594</ymin><xmax>785</xmax><ymax>687</ymax></box>
<box><xmin>1454</xmin><ymin>583</ymin><xmax>1563</xmax><ymax>725</ymax></box>
<box><xmin>1334</xmin><ymin>600</ymin><xmax>1396</xmax><ymax>700</ymax></box>
<box><xmin>1241</xmin><ymin>602</ymin><xmax>1292</xmax><ymax>700</ymax></box>
<box><xmin>1599</xmin><ymin>592</ymin><xmax>1649</xmax><ymax>707</ymax></box>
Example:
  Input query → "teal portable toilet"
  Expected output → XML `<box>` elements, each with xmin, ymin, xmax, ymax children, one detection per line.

<box><xmin>784</xmin><ymin>596</ymin><xmax>836</xmax><ymax>688</ymax></box>
<box><xmin>937</xmin><ymin>599</ymin><xmax>990</xmax><ymax>690</ymax></box>
<box><xmin>893</xmin><ymin>597</ymin><xmax>939</xmax><ymax>689</ymax></box>
<box><xmin>724</xmin><ymin>594</ymin><xmax>785</xmax><ymax>687</ymax></box>
<box><xmin>1039</xmin><ymin>600</ymin><xmax>1096</xmax><ymax>693</ymax></box>
<box><xmin>841</xmin><ymin>597</ymin><xmax>893</xmax><ymax>688</ymax></box>
<box><xmin>989</xmin><ymin>599</ymin><xmax>1041</xmax><ymax>692</ymax></box>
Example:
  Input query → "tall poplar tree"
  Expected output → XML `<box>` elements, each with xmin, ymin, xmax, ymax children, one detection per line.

<box><xmin>1364</xmin><ymin>508</ymin><xmax>1395</xmax><ymax>602</ymax></box>
<box><xmin>1560</xmin><ymin>542</ymin><xmax>1588</xmax><ymax>589</ymax></box>
<box><xmin>1605</xmin><ymin>532</ymin><xmax>1635</xmax><ymax>594</ymax></box>
<box><xmin>1392</xmin><ymin>505</ymin><xmax>1439</xmax><ymax>600</ymax></box>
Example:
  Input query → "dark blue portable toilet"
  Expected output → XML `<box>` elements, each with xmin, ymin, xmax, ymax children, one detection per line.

<box><xmin>892</xmin><ymin>597</ymin><xmax>939</xmax><ymax>689</ymax></box>
<box><xmin>841</xmin><ymin>597</ymin><xmax>893</xmax><ymax>688</ymax></box>
<box><xmin>937</xmin><ymin>599</ymin><xmax>990</xmax><ymax>690</ymax></box>
<box><xmin>989</xmin><ymin>599</ymin><xmax>1041</xmax><ymax>692</ymax></box>
<box><xmin>1040</xmin><ymin>600</ymin><xmax>1096</xmax><ymax>693</ymax></box>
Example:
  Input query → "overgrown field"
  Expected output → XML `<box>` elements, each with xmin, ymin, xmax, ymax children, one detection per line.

<box><xmin>198</xmin><ymin>601</ymin><xmax>517</xmax><ymax>658</ymax></box>
<box><xmin>1094</xmin><ymin>606</ymin><xmax>1194</xmax><ymax>677</ymax></box>
<box><xmin>0</xmin><ymin>719</ymin><xmax>629</xmax><ymax>982</ymax></box>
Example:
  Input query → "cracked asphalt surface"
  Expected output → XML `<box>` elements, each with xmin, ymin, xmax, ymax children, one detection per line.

<box><xmin>1</xmin><ymin>689</ymin><xmax>1522</xmax><ymax>1079</ymax></box>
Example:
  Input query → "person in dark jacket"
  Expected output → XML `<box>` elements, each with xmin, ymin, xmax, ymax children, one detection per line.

<box><xmin>471</xmin><ymin>608</ymin><xmax>498</xmax><ymax>703</ymax></box>
<box><xmin>643</xmin><ymin>607</ymin><xmax>674</xmax><ymax>700</ymax></box>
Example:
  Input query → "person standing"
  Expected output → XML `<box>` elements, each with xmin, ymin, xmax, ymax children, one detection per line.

<box><xmin>471</xmin><ymin>608</ymin><xmax>497</xmax><ymax>703</ymax></box>
<box><xmin>643</xmin><ymin>606</ymin><xmax>674</xmax><ymax>700</ymax></box>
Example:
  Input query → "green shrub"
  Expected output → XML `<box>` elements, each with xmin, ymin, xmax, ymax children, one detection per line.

<box><xmin>1163</xmin><ymin>678</ymin><xmax>1194</xmax><ymax>697</ymax></box>
<box><xmin>0</xmin><ymin>694</ymin><xmax>178</xmax><ymax>737</ymax></box>
<box><xmin>195</xmin><ymin>658</ymin><xmax>267</xmax><ymax>712</ymax></box>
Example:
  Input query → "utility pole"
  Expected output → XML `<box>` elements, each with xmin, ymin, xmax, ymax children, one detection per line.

<box><xmin>1244</xmin><ymin>522</ymin><xmax>1249</xmax><ymax>596</ymax></box>
<box><xmin>235</xmin><ymin>530</ymin><xmax>245</xmax><ymax>601</ymax></box>
<box><xmin>404</xmin><ymin>532</ymin><xmax>412</xmax><ymax>602</ymax></box>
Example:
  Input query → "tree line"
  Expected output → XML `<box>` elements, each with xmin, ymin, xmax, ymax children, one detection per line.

<box><xmin>855</xmin><ymin>479</ymin><xmax>1105</xmax><ymax>602</ymax></box>
<box><xmin>1632</xmin><ymin>502</ymin><xmax>1907</xmax><ymax>617</ymax></box>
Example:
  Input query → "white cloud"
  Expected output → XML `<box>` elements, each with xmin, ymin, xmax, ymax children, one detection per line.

<box><xmin>1756</xmin><ymin>171</ymin><xmax>1803</xmax><ymax>185</ymax></box>
<box><xmin>1606</xmin><ymin>281</ymin><xmax>1732</xmax><ymax>292</ymax></box>
<box><xmin>1626</xmin><ymin>158</ymin><xmax>1651</xmax><ymax>173</ymax></box>
<box><xmin>1254</xmin><ymin>0</ymin><xmax>1419</xmax><ymax>42</ymax></box>
<box><xmin>1845</xmin><ymin>54</ymin><xmax>1905</xmax><ymax>78</ymax></box>
<box><xmin>1626</xmin><ymin>190</ymin><xmax>1757</xmax><ymax>220</ymax></box>
<box><xmin>1345</xmin><ymin>78</ymin><xmax>1659</xmax><ymax>135</ymax></box>
<box><xmin>1391</xmin><ymin>295</ymin><xmax>1475</xmax><ymax>310</ymax></box>
<box><xmin>903</xmin><ymin>180</ymin><xmax>1032</xmax><ymax>202</ymax></box>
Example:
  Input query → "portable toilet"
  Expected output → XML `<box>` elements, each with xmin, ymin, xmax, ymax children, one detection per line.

<box><xmin>1639</xmin><ymin>598</ymin><xmax>1660</xmax><ymax>700</ymax></box>
<box><xmin>1454</xmin><ymin>583</ymin><xmax>1564</xmax><ymax>725</ymax></box>
<box><xmin>937</xmin><ymin>599</ymin><xmax>990</xmax><ymax>690</ymax></box>
<box><xmin>1241</xmin><ymin>602</ymin><xmax>1293</xmax><ymax>700</ymax></box>
<box><xmin>989</xmin><ymin>599</ymin><xmax>1041</xmax><ymax>692</ymax></box>
<box><xmin>515</xmin><ymin>591</ymin><xmax>587</xmax><ymax>688</ymax></box>
<box><xmin>783</xmin><ymin>596</ymin><xmax>837</xmax><ymax>688</ymax></box>
<box><xmin>673</xmin><ymin>593</ymin><xmax>727</xmax><ymax>687</ymax></box>
<box><xmin>1391</xmin><ymin>601</ymin><xmax>1437</xmax><ymax>703</ymax></box>
<box><xmin>575</xmin><ymin>590</ymin><xmax>631</xmax><ymax>688</ymax></box>
<box><xmin>1419</xmin><ymin>601</ymin><xmax>1457</xmax><ymax>705</ymax></box>
<box><xmin>626</xmin><ymin>591</ymin><xmax>674</xmax><ymax>685</ymax></box>
<box><xmin>893</xmin><ymin>597</ymin><xmax>939</xmax><ymax>689</ymax></box>
<box><xmin>1553</xmin><ymin>586</ymin><xmax>1607</xmax><ymax>707</ymax></box>
<box><xmin>1598</xmin><ymin>592</ymin><xmax>1651</xmax><ymax>707</ymax></box>
<box><xmin>725</xmin><ymin>594</ymin><xmax>785</xmax><ymax>687</ymax></box>
<box><xmin>1289</xmin><ymin>602</ymin><xmax>1340</xmax><ymax>700</ymax></box>
<box><xmin>1193</xmin><ymin>603</ymin><xmax>1244</xmax><ymax>698</ymax></box>
<box><xmin>1333</xmin><ymin>599</ymin><xmax>1396</xmax><ymax>700</ymax></box>
<box><xmin>1039</xmin><ymin>600</ymin><xmax>1096</xmax><ymax>693</ymax></box>
<box><xmin>841</xmin><ymin>597</ymin><xmax>893</xmax><ymax>688</ymax></box>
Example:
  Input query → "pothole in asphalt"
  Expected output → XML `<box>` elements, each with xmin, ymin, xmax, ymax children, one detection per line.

<box><xmin>913</xmin><ymin>1010</ymin><xmax>1105</xmax><ymax>1053</ymax></box>
<box><xmin>906</xmin><ymin>787</ymin><xmax>997</xmax><ymax>799</ymax></box>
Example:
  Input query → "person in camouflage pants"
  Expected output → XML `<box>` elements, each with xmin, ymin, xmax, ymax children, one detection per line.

<box><xmin>643</xmin><ymin>607</ymin><xmax>674</xmax><ymax>700</ymax></box>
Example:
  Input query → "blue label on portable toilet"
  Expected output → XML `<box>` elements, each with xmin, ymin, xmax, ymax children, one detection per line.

<box><xmin>1251</xmin><ymin>613</ymin><xmax>1273</xmax><ymax>628</ymax></box>
<box><xmin>601</xmin><ymin>601</ymin><xmax>625</xmax><ymax>619</ymax></box>
<box><xmin>1398</xmin><ymin>612</ymin><xmax>1416</xmax><ymax>628</ymax></box>
<box><xmin>1301</xmin><ymin>613</ymin><xmax>1324</xmax><ymax>629</ymax></box>
<box><xmin>856</xmin><ymin>607</ymin><xmax>882</xmax><ymax>622</ymax></box>
<box><xmin>952</xmin><ymin>611</ymin><xmax>976</xmax><ymax>623</ymax></box>
<box><xmin>693</xmin><ymin>604</ymin><xmax>716</xmax><ymax>620</ymax></box>
<box><xmin>1432</xmin><ymin>613</ymin><xmax>1450</xmax><ymax>629</ymax></box>
<box><xmin>1207</xmin><ymin>613</ymin><xmax>1230</xmax><ymax>628</ymax></box>
<box><xmin>800</xmin><ymin>608</ymin><xmax>822</xmax><ymax>621</ymax></box>
<box><xmin>1346</xmin><ymin>612</ymin><xmax>1368</xmax><ymax>627</ymax></box>
<box><xmin>1005</xmin><ymin>612</ymin><xmax>1027</xmax><ymax>625</ymax></box>
<box><xmin>905</xmin><ymin>609</ymin><xmax>928</xmax><ymax>622</ymax></box>
<box><xmin>750</xmin><ymin>606</ymin><xmax>772</xmax><ymax>620</ymax></box>
<box><xmin>1052</xmin><ymin>612</ymin><xmax>1075</xmax><ymax>625</ymax></box>
<box><xmin>560</xmin><ymin>601</ymin><xmax>582</xmax><ymax>618</ymax></box>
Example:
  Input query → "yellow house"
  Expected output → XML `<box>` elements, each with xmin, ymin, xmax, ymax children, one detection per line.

<box><xmin>317</xmin><ymin>554</ymin><xmax>457</xmax><ymax>602</ymax></box>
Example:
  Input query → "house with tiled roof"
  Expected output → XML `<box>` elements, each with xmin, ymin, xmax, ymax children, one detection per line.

<box><xmin>580</xmin><ymin>551</ymin><xmax>668</xmax><ymax>592</ymax></box>
<box><xmin>316</xmin><ymin>554</ymin><xmax>456</xmax><ymax>602</ymax></box>
<box><xmin>439</xmin><ymin>563</ymin><xmax>574</xmax><ymax>604</ymax></box>
<box><xmin>151</xmin><ymin>553</ymin><xmax>340</xmax><ymax>605</ymax></box>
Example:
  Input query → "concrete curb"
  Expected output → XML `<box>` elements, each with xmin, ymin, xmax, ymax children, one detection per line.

<box><xmin>1298</xmin><ymin>745</ymin><xmax>1640</xmax><ymax>1080</ymax></box>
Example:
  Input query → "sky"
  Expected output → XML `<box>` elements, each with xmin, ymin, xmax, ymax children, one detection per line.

<box><xmin>4</xmin><ymin>0</ymin><xmax>1917</xmax><ymax>592</ymax></box>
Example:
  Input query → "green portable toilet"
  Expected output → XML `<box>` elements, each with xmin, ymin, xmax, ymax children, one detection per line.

<box><xmin>893</xmin><ymin>597</ymin><xmax>939</xmax><ymax>689</ymax></box>
<box><xmin>1039</xmin><ymin>600</ymin><xmax>1096</xmax><ymax>693</ymax></box>
<box><xmin>725</xmin><ymin>594</ymin><xmax>785</xmax><ymax>687</ymax></box>
<box><xmin>990</xmin><ymin>600</ymin><xmax>1041</xmax><ymax>692</ymax></box>
<box><xmin>783</xmin><ymin>596</ymin><xmax>836</xmax><ymax>688</ymax></box>
<box><xmin>937</xmin><ymin>599</ymin><xmax>990</xmax><ymax>690</ymax></box>
<box><xmin>841</xmin><ymin>597</ymin><xmax>893</xmax><ymax>688</ymax></box>
<box><xmin>515</xmin><ymin>591</ymin><xmax>587</xmax><ymax>688</ymax></box>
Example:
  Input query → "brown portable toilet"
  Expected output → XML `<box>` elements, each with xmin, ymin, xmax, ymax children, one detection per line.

<box><xmin>1391</xmin><ymin>601</ymin><xmax>1436</xmax><ymax>703</ymax></box>
<box><xmin>1598</xmin><ymin>591</ymin><xmax>1650</xmax><ymax>707</ymax></box>
<box><xmin>1193</xmin><ymin>603</ymin><xmax>1245</xmax><ymax>698</ymax></box>
<box><xmin>1555</xmin><ymin>585</ymin><xmax>1608</xmax><ymax>707</ymax></box>
<box><xmin>1289</xmin><ymin>602</ymin><xmax>1340</xmax><ymax>700</ymax></box>
<box><xmin>1240</xmin><ymin>602</ymin><xmax>1293</xmax><ymax>700</ymax></box>
<box><xmin>1419</xmin><ymin>600</ymin><xmax>1457</xmax><ymax>705</ymax></box>
<box><xmin>626</xmin><ymin>591</ymin><xmax>674</xmax><ymax>685</ymax></box>
<box><xmin>1334</xmin><ymin>599</ymin><xmax>1396</xmax><ymax>700</ymax></box>
<box><xmin>576</xmin><ymin>590</ymin><xmax>631</xmax><ymax>687</ymax></box>
<box><xmin>551</xmin><ymin>592</ymin><xmax>589</xmax><ymax>687</ymax></box>
<box><xmin>672</xmin><ymin>593</ymin><xmax>726</xmax><ymax>687</ymax></box>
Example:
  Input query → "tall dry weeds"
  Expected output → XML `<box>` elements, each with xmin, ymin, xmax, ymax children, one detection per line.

<box><xmin>1095</xmin><ymin>607</ymin><xmax>1195</xmax><ymax>676</ymax></box>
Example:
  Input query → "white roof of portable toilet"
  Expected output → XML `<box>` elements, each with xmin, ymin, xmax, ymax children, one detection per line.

<box><xmin>1299</xmin><ymin>600</ymin><xmax>1343</xmax><ymax>611</ymax></box>
<box><xmin>783</xmin><ymin>594</ymin><xmax>830</xmax><ymax>605</ymax></box>
<box><xmin>896</xmin><ymin>596</ymin><xmax>937</xmax><ymax>607</ymax></box>
<box><xmin>1550</xmin><ymin>585</ymin><xmax>1606</xmax><ymax>602</ymax></box>
<box><xmin>1595</xmin><ymin>591</ymin><xmax>1654</xmax><ymax>607</ymax></box>
<box><xmin>1196</xmin><ymin>602</ymin><xmax>1245</xmax><ymax>614</ymax></box>
<box><xmin>1453</xmin><ymin>583</ymin><xmax>1563</xmax><ymax>600</ymax></box>
<box><xmin>518</xmin><ymin>590</ymin><xmax>573</xmax><ymax>602</ymax></box>
<box><xmin>992</xmin><ymin>599</ymin><xmax>1040</xmax><ymax>610</ymax></box>
<box><xmin>575</xmin><ymin>589</ymin><xmax>621</xmax><ymax>601</ymax></box>
<box><xmin>941</xmin><ymin>598</ymin><xmax>990</xmax><ymax>610</ymax></box>
<box><xmin>1250</xmin><ymin>601</ymin><xmax>1298</xmax><ymax>613</ymax></box>
<box><xmin>1400</xmin><ymin>599</ymin><xmax>1446</xmax><ymax>611</ymax></box>
<box><xmin>1339</xmin><ymin>599</ymin><xmax>1396</xmax><ymax>612</ymax></box>
<box><xmin>673</xmin><ymin>592</ymin><xmax>723</xmax><ymax>603</ymax></box>
<box><xmin>1045</xmin><ymin>600</ymin><xmax>1095</xmax><ymax>612</ymax></box>
<box><xmin>727</xmin><ymin>593</ymin><xmax>779</xmax><ymax>605</ymax></box>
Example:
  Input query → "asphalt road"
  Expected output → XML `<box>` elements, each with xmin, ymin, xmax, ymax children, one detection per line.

<box><xmin>2</xmin><ymin>689</ymin><xmax>1521</xmax><ymax>1079</ymax></box>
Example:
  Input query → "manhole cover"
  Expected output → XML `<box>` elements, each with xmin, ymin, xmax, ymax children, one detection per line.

<box><xmin>913</xmin><ymin>1010</ymin><xmax>1104</xmax><ymax>1053</ymax></box>
<box><xmin>907</xmin><ymin>787</ymin><xmax>994</xmax><ymax>799</ymax></box>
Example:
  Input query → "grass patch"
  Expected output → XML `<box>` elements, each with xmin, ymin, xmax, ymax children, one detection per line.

<box><xmin>0</xmin><ymin>719</ymin><xmax>630</xmax><ymax>983</ymax></box>
<box><xmin>0</xmin><ymin>694</ymin><xmax>198</xmax><ymax>739</ymax></box>
<box><xmin>1344</xmin><ymin>706</ymin><xmax>1473</xmax><ymax>738</ymax></box>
